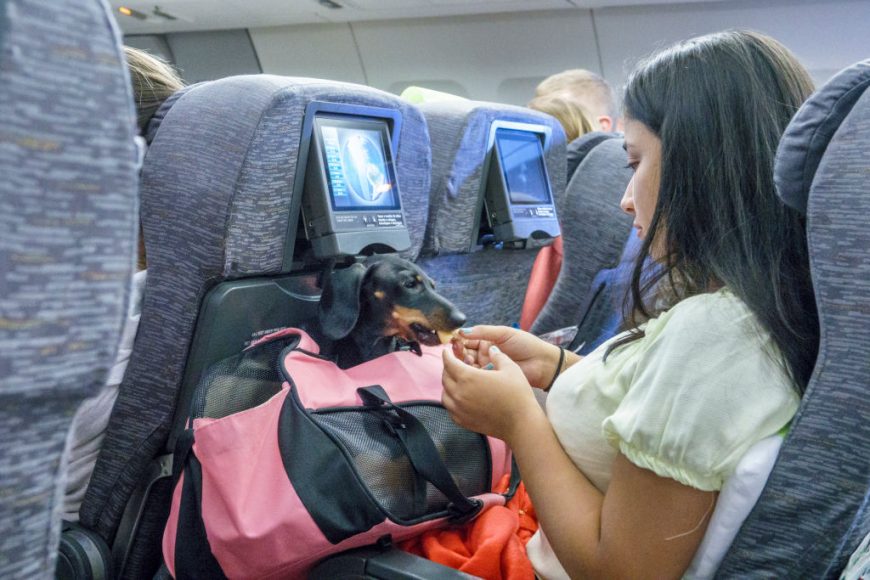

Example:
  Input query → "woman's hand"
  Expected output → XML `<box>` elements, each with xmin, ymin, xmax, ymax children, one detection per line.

<box><xmin>441</xmin><ymin>344</ymin><xmax>544</xmax><ymax>444</ymax></box>
<box><xmin>451</xmin><ymin>325</ymin><xmax>562</xmax><ymax>389</ymax></box>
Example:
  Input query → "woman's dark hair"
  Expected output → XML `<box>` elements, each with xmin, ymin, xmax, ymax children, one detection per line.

<box><xmin>609</xmin><ymin>30</ymin><xmax>819</xmax><ymax>394</ymax></box>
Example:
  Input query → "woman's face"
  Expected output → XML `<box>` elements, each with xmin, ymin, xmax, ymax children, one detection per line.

<box><xmin>620</xmin><ymin>118</ymin><xmax>662</xmax><ymax>245</ymax></box>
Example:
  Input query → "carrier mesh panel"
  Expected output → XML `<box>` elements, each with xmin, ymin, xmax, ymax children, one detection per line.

<box><xmin>312</xmin><ymin>404</ymin><xmax>489</xmax><ymax>521</ymax></box>
<box><xmin>190</xmin><ymin>337</ymin><xmax>296</xmax><ymax>420</ymax></box>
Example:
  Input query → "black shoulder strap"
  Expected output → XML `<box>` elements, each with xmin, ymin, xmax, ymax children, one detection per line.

<box><xmin>173</xmin><ymin>452</ymin><xmax>228</xmax><ymax>579</ymax></box>
<box><xmin>357</xmin><ymin>386</ymin><xmax>483</xmax><ymax>522</ymax></box>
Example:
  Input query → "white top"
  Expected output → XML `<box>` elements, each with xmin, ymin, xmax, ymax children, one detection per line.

<box><xmin>62</xmin><ymin>269</ymin><xmax>147</xmax><ymax>522</ymax></box>
<box><xmin>842</xmin><ymin>530</ymin><xmax>870</xmax><ymax>580</ymax></box>
<box><xmin>526</xmin><ymin>288</ymin><xmax>800</xmax><ymax>579</ymax></box>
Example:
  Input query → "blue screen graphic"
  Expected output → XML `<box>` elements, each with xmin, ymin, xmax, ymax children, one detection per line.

<box><xmin>496</xmin><ymin>129</ymin><xmax>551</xmax><ymax>205</ymax></box>
<box><xmin>318</xmin><ymin>119</ymin><xmax>400</xmax><ymax>211</ymax></box>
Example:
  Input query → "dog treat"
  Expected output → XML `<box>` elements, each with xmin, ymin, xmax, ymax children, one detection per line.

<box><xmin>438</xmin><ymin>329</ymin><xmax>458</xmax><ymax>344</ymax></box>
<box><xmin>437</xmin><ymin>328</ymin><xmax>465</xmax><ymax>346</ymax></box>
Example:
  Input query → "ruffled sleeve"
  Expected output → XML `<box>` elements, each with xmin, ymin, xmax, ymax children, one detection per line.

<box><xmin>602</xmin><ymin>290</ymin><xmax>800</xmax><ymax>491</ymax></box>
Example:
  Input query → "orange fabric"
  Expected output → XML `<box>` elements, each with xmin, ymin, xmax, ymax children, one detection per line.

<box><xmin>519</xmin><ymin>236</ymin><xmax>564</xmax><ymax>330</ymax></box>
<box><xmin>399</xmin><ymin>475</ymin><xmax>538</xmax><ymax>580</ymax></box>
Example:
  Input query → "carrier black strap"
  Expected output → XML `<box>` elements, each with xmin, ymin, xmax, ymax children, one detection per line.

<box><xmin>357</xmin><ymin>386</ymin><xmax>483</xmax><ymax>520</ymax></box>
<box><xmin>174</xmin><ymin>457</ymin><xmax>228</xmax><ymax>579</ymax></box>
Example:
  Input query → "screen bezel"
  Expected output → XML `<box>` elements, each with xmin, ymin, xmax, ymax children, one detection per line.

<box><xmin>472</xmin><ymin>119</ymin><xmax>556</xmax><ymax>248</ymax></box>
<box><xmin>284</xmin><ymin>101</ymin><xmax>405</xmax><ymax>270</ymax></box>
<box><xmin>494</xmin><ymin>127</ymin><xmax>553</xmax><ymax>206</ymax></box>
<box><xmin>313</xmin><ymin>114</ymin><xmax>402</xmax><ymax>213</ymax></box>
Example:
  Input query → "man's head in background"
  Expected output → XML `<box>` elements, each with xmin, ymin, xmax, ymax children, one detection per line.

<box><xmin>533</xmin><ymin>69</ymin><xmax>620</xmax><ymax>132</ymax></box>
<box><xmin>526</xmin><ymin>92</ymin><xmax>595</xmax><ymax>143</ymax></box>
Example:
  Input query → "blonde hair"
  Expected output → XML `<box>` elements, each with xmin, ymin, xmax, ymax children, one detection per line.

<box><xmin>123</xmin><ymin>46</ymin><xmax>185</xmax><ymax>135</ymax></box>
<box><xmin>527</xmin><ymin>93</ymin><xmax>595</xmax><ymax>142</ymax></box>
<box><xmin>534</xmin><ymin>69</ymin><xmax>617</xmax><ymax>123</ymax></box>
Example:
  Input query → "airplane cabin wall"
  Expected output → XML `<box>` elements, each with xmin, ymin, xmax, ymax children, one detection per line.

<box><xmin>251</xmin><ymin>11</ymin><xmax>602</xmax><ymax>105</ymax></box>
<box><xmin>251</xmin><ymin>24</ymin><xmax>368</xmax><ymax>86</ymax></box>
<box><xmin>125</xmin><ymin>30</ymin><xmax>262</xmax><ymax>83</ymax></box>
<box><xmin>595</xmin><ymin>0</ymin><xmax>870</xmax><ymax>94</ymax></box>
<box><xmin>125</xmin><ymin>0</ymin><xmax>869</xmax><ymax>107</ymax></box>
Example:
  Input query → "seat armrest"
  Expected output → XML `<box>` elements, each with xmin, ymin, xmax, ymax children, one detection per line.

<box><xmin>310</xmin><ymin>545</ymin><xmax>481</xmax><ymax>579</ymax></box>
<box><xmin>56</xmin><ymin>521</ymin><xmax>112</xmax><ymax>580</ymax></box>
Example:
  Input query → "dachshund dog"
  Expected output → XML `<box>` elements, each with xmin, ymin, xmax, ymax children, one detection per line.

<box><xmin>316</xmin><ymin>254</ymin><xmax>467</xmax><ymax>368</ymax></box>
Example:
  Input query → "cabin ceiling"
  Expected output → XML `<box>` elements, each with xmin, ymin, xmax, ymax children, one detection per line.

<box><xmin>110</xmin><ymin>0</ymin><xmax>729</xmax><ymax>34</ymax></box>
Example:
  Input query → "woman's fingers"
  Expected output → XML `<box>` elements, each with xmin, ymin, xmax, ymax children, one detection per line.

<box><xmin>459</xmin><ymin>325</ymin><xmax>516</xmax><ymax>344</ymax></box>
<box><xmin>477</xmin><ymin>340</ymin><xmax>493</xmax><ymax>367</ymax></box>
<box><xmin>487</xmin><ymin>345</ymin><xmax>520</xmax><ymax>373</ymax></box>
<box><xmin>442</xmin><ymin>346</ymin><xmax>468</xmax><ymax>383</ymax></box>
<box><xmin>452</xmin><ymin>336</ymin><xmax>493</xmax><ymax>367</ymax></box>
<box><xmin>451</xmin><ymin>339</ymin><xmax>467</xmax><ymax>361</ymax></box>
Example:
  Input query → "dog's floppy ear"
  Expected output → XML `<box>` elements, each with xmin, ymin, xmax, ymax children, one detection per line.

<box><xmin>318</xmin><ymin>262</ymin><xmax>367</xmax><ymax>340</ymax></box>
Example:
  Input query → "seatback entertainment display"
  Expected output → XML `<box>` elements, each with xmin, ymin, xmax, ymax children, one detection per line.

<box><xmin>299</xmin><ymin>104</ymin><xmax>411</xmax><ymax>259</ymax></box>
<box><xmin>480</xmin><ymin>121</ymin><xmax>560</xmax><ymax>244</ymax></box>
<box><xmin>496</xmin><ymin>128</ymin><xmax>552</xmax><ymax>206</ymax></box>
<box><xmin>317</xmin><ymin>118</ymin><xmax>401</xmax><ymax>212</ymax></box>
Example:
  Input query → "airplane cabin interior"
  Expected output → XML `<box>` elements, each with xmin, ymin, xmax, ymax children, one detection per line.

<box><xmin>1</xmin><ymin>1</ymin><xmax>868</xmax><ymax>579</ymax></box>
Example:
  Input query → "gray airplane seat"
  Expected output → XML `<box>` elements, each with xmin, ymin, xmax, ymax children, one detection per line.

<box><xmin>716</xmin><ymin>59</ymin><xmax>870</xmax><ymax>577</ymax></box>
<box><xmin>0</xmin><ymin>0</ymin><xmax>139</xmax><ymax>578</ymax></box>
<box><xmin>414</xmin><ymin>99</ymin><xmax>567</xmax><ymax>327</ymax></box>
<box><xmin>75</xmin><ymin>75</ymin><xmax>432</xmax><ymax>579</ymax></box>
<box><xmin>529</xmin><ymin>133</ymin><xmax>634</xmax><ymax>346</ymax></box>
<box><xmin>561</xmin><ymin>232</ymin><xmax>643</xmax><ymax>356</ymax></box>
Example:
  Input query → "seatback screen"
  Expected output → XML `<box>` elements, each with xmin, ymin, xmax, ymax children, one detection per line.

<box><xmin>496</xmin><ymin>128</ymin><xmax>552</xmax><ymax>205</ymax></box>
<box><xmin>315</xmin><ymin>116</ymin><xmax>401</xmax><ymax>212</ymax></box>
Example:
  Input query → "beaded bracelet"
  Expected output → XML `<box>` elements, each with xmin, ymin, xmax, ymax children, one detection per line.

<box><xmin>543</xmin><ymin>346</ymin><xmax>565</xmax><ymax>392</ymax></box>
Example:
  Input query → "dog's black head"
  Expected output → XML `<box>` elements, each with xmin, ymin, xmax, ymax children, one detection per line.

<box><xmin>318</xmin><ymin>254</ymin><xmax>466</xmax><ymax>363</ymax></box>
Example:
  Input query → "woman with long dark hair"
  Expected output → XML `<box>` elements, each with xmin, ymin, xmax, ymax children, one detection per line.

<box><xmin>443</xmin><ymin>30</ymin><xmax>818</xmax><ymax>578</ymax></box>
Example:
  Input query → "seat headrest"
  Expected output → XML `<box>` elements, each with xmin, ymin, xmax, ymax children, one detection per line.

<box><xmin>530</xmin><ymin>134</ymin><xmax>633</xmax><ymax>336</ymax></box>
<box><xmin>775</xmin><ymin>60</ymin><xmax>870</xmax><ymax>214</ymax></box>
<box><xmin>143</xmin><ymin>84</ymin><xmax>197</xmax><ymax>145</ymax></box>
<box><xmin>1</xmin><ymin>0</ymin><xmax>139</xmax><ymax>396</ymax></box>
<box><xmin>141</xmin><ymin>75</ymin><xmax>432</xmax><ymax>271</ymax></box>
<box><xmin>718</xmin><ymin>59</ymin><xmax>870</xmax><ymax>576</ymax></box>
<box><xmin>417</xmin><ymin>99</ymin><xmax>567</xmax><ymax>255</ymax></box>
<box><xmin>566</xmin><ymin>131</ymin><xmax>621</xmax><ymax>181</ymax></box>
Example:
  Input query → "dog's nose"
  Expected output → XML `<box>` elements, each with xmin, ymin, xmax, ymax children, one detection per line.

<box><xmin>449</xmin><ymin>310</ymin><xmax>467</xmax><ymax>328</ymax></box>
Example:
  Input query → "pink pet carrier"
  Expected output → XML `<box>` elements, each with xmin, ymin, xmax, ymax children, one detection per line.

<box><xmin>162</xmin><ymin>328</ymin><xmax>515</xmax><ymax>579</ymax></box>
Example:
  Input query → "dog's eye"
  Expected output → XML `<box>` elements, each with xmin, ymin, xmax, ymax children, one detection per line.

<box><xmin>403</xmin><ymin>279</ymin><xmax>418</xmax><ymax>289</ymax></box>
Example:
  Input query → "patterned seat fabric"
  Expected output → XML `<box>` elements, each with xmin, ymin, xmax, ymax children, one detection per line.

<box><xmin>530</xmin><ymin>134</ymin><xmax>634</xmax><ymax>337</ymax></box>
<box><xmin>717</xmin><ymin>60</ymin><xmax>870</xmax><ymax>578</ymax></box>
<box><xmin>78</xmin><ymin>75</ymin><xmax>432</xmax><ymax>578</ymax></box>
<box><xmin>0</xmin><ymin>0</ymin><xmax>139</xmax><ymax>577</ymax></box>
<box><xmin>565</xmin><ymin>233</ymin><xmax>643</xmax><ymax>355</ymax></box>
<box><xmin>415</xmin><ymin>100</ymin><xmax>567</xmax><ymax>327</ymax></box>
